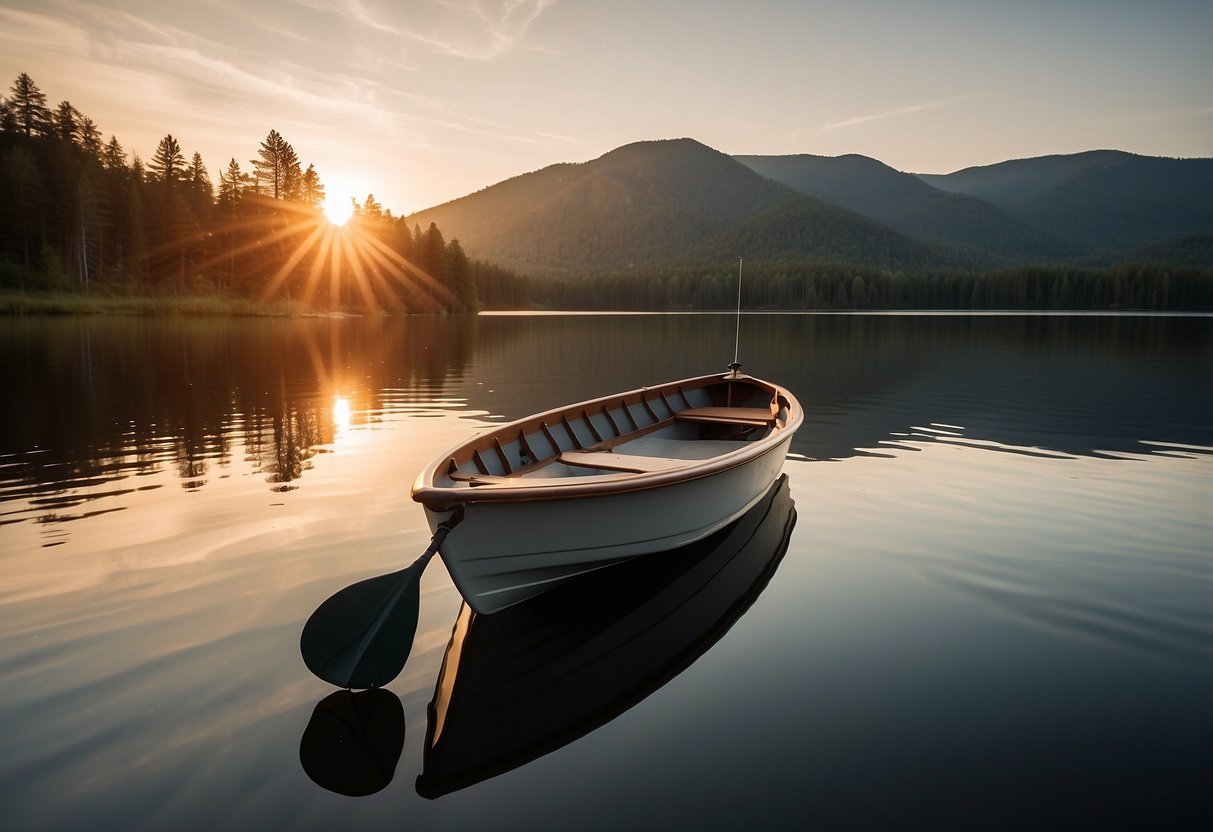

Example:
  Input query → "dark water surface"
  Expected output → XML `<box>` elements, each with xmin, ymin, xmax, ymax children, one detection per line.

<box><xmin>1</xmin><ymin>313</ymin><xmax>1210</xmax><ymax>830</ymax></box>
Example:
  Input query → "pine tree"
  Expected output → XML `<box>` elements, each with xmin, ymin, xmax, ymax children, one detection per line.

<box><xmin>0</xmin><ymin>96</ymin><xmax>16</xmax><ymax>134</ymax></box>
<box><xmin>446</xmin><ymin>238</ymin><xmax>479</xmax><ymax>311</ymax></box>
<box><xmin>148</xmin><ymin>134</ymin><xmax>186</xmax><ymax>183</ymax></box>
<box><xmin>363</xmin><ymin>193</ymin><xmax>384</xmax><ymax>221</ymax></box>
<box><xmin>77</xmin><ymin>117</ymin><xmax>103</xmax><ymax>159</ymax></box>
<box><xmin>301</xmin><ymin>164</ymin><xmax>324</xmax><ymax>208</ymax></box>
<box><xmin>102</xmin><ymin>136</ymin><xmax>126</xmax><ymax>172</ymax></box>
<box><xmin>187</xmin><ymin>152</ymin><xmax>212</xmax><ymax>199</ymax></box>
<box><xmin>53</xmin><ymin>101</ymin><xmax>80</xmax><ymax>144</ymax></box>
<box><xmin>218</xmin><ymin>158</ymin><xmax>249</xmax><ymax>211</ymax></box>
<box><xmin>252</xmin><ymin>129</ymin><xmax>301</xmax><ymax>200</ymax></box>
<box><xmin>7</xmin><ymin>73</ymin><xmax>52</xmax><ymax>137</ymax></box>
<box><xmin>421</xmin><ymin>222</ymin><xmax>446</xmax><ymax>278</ymax></box>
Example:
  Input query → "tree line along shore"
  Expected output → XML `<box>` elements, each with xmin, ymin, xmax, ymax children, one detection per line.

<box><xmin>2</xmin><ymin>72</ymin><xmax>1208</xmax><ymax>315</ymax></box>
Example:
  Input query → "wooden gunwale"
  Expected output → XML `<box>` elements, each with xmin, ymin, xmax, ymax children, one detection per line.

<box><xmin>411</xmin><ymin>372</ymin><xmax>802</xmax><ymax>508</ymax></box>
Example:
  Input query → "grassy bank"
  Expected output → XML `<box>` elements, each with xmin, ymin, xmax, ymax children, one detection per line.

<box><xmin>0</xmin><ymin>290</ymin><xmax>306</xmax><ymax>317</ymax></box>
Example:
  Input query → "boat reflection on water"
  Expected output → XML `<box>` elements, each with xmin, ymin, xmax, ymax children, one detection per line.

<box><xmin>417</xmin><ymin>474</ymin><xmax>796</xmax><ymax>799</ymax></box>
<box><xmin>299</xmin><ymin>688</ymin><xmax>405</xmax><ymax>797</ymax></box>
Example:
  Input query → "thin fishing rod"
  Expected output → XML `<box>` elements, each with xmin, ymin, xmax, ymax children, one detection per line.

<box><xmin>732</xmin><ymin>257</ymin><xmax>743</xmax><ymax>369</ymax></box>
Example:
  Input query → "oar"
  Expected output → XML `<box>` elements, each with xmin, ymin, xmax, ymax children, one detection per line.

<box><xmin>300</xmin><ymin>509</ymin><xmax>462</xmax><ymax>689</ymax></box>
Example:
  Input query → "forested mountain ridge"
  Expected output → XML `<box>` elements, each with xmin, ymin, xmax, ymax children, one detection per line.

<box><xmin>735</xmin><ymin>153</ymin><xmax>1075</xmax><ymax>267</ymax></box>
<box><xmin>410</xmin><ymin>140</ymin><xmax>1208</xmax><ymax>276</ymax></box>
<box><xmin>917</xmin><ymin>150</ymin><xmax>1213</xmax><ymax>253</ymax></box>
<box><xmin>406</xmin><ymin>138</ymin><xmax>955</xmax><ymax>275</ymax></box>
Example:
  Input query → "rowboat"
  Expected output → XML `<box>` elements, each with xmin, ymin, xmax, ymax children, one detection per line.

<box><xmin>410</xmin><ymin>365</ymin><xmax>802</xmax><ymax>614</ymax></box>
<box><xmin>416</xmin><ymin>474</ymin><xmax>796</xmax><ymax>798</ymax></box>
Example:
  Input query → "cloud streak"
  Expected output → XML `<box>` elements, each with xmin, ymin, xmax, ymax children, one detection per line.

<box><xmin>1103</xmin><ymin>105</ymin><xmax>1213</xmax><ymax>125</ymax></box>
<box><xmin>293</xmin><ymin>0</ymin><xmax>560</xmax><ymax>60</ymax></box>
<box><xmin>823</xmin><ymin>96</ymin><xmax>969</xmax><ymax>130</ymax></box>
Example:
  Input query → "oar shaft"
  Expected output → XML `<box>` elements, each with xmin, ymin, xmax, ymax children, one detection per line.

<box><xmin>416</xmin><ymin>506</ymin><xmax>463</xmax><ymax>566</ymax></box>
<box><xmin>352</xmin><ymin>508</ymin><xmax>464</xmax><ymax>657</ymax></box>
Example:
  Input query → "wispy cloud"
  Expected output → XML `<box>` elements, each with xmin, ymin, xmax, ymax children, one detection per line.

<box><xmin>1103</xmin><ymin>105</ymin><xmax>1213</xmax><ymax>125</ymax></box>
<box><xmin>823</xmin><ymin>96</ymin><xmax>969</xmax><ymax>130</ymax></box>
<box><xmin>338</xmin><ymin>0</ymin><xmax>561</xmax><ymax>60</ymax></box>
<box><xmin>284</xmin><ymin>0</ymin><xmax>557</xmax><ymax>59</ymax></box>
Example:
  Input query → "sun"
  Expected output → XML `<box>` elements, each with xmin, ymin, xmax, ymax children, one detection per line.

<box><xmin>323</xmin><ymin>196</ymin><xmax>354</xmax><ymax>227</ymax></box>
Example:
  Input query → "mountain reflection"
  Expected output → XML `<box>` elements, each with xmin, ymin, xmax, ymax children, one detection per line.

<box><xmin>461</xmin><ymin>313</ymin><xmax>1211</xmax><ymax>460</ymax></box>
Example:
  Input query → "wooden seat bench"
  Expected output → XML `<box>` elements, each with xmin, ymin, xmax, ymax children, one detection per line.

<box><xmin>676</xmin><ymin>406</ymin><xmax>777</xmax><ymax>428</ymax></box>
<box><xmin>558</xmin><ymin>450</ymin><xmax>689</xmax><ymax>473</ymax></box>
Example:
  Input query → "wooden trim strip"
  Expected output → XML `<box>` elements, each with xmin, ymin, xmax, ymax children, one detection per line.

<box><xmin>492</xmin><ymin>437</ymin><xmax>513</xmax><ymax>474</ymax></box>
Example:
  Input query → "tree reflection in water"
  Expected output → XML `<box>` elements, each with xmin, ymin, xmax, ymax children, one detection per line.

<box><xmin>0</xmin><ymin>315</ymin><xmax>477</xmax><ymax>520</ymax></box>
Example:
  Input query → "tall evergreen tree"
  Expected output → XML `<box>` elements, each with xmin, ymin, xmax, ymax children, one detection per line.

<box><xmin>53</xmin><ymin>101</ymin><xmax>80</xmax><ymax>144</ymax></box>
<box><xmin>0</xmin><ymin>96</ymin><xmax>15</xmax><ymax>134</ymax></box>
<box><xmin>102</xmin><ymin>136</ymin><xmax>126</xmax><ymax>172</ymax></box>
<box><xmin>301</xmin><ymin>164</ymin><xmax>324</xmax><ymax>208</ymax></box>
<box><xmin>252</xmin><ymin>129</ymin><xmax>301</xmax><ymax>200</ymax></box>
<box><xmin>218</xmin><ymin>158</ymin><xmax>249</xmax><ymax>211</ymax></box>
<box><xmin>187</xmin><ymin>152</ymin><xmax>212</xmax><ymax>199</ymax></box>
<box><xmin>421</xmin><ymin>222</ymin><xmax>446</xmax><ymax>279</ymax></box>
<box><xmin>363</xmin><ymin>193</ymin><xmax>384</xmax><ymax>221</ymax></box>
<box><xmin>7</xmin><ymin>73</ymin><xmax>52</xmax><ymax>137</ymax></box>
<box><xmin>77</xmin><ymin>117</ymin><xmax>103</xmax><ymax>159</ymax></box>
<box><xmin>445</xmin><ymin>238</ymin><xmax>479</xmax><ymax>311</ymax></box>
<box><xmin>148</xmin><ymin>134</ymin><xmax>186</xmax><ymax>183</ymax></box>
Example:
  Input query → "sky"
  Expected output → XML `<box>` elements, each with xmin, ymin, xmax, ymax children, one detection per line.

<box><xmin>2</xmin><ymin>0</ymin><xmax>1210</xmax><ymax>215</ymax></box>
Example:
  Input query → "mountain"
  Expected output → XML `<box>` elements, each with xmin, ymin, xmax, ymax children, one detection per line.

<box><xmin>918</xmin><ymin>150</ymin><xmax>1213</xmax><ymax>253</ymax></box>
<box><xmin>1078</xmin><ymin>233</ymin><xmax>1213</xmax><ymax>270</ymax></box>
<box><xmin>735</xmin><ymin>153</ymin><xmax>1074</xmax><ymax>266</ymax></box>
<box><xmin>405</xmin><ymin>139</ymin><xmax>950</xmax><ymax>275</ymax></box>
<box><xmin>405</xmin><ymin>140</ymin><xmax>1210</xmax><ymax>276</ymax></box>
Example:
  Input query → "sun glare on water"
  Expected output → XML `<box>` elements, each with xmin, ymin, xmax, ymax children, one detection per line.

<box><xmin>323</xmin><ymin>196</ymin><xmax>354</xmax><ymax>227</ymax></box>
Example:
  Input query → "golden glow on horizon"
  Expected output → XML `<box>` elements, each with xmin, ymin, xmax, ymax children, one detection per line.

<box><xmin>323</xmin><ymin>196</ymin><xmax>354</xmax><ymax>227</ymax></box>
<box><xmin>161</xmin><ymin>191</ymin><xmax>460</xmax><ymax>314</ymax></box>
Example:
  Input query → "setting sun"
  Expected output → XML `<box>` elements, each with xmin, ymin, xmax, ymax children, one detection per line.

<box><xmin>323</xmin><ymin>196</ymin><xmax>354</xmax><ymax>227</ymax></box>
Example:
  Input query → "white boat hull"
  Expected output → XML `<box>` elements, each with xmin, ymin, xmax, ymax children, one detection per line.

<box><xmin>421</xmin><ymin>433</ymin><xmax>792</xmax><ymax>612</ymax></box>
<box><xmin>412</xmin><ymin>370</ymin><xmax>802</xmax><ymax>614</ymax></box>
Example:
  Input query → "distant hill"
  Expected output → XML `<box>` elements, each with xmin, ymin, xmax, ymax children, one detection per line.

<box><xmin>405</xmin><ymin>140</ymin><xmax>1210</xmax><ymax>276</ymax></box>
<box><xmin>735</xmin><ymin>153</ymin><xmax>1074</xmax><ymax>267</ymax></box>
<box><xmin>918</xmin><ymin>150</ymin><xmax>1213</xmax><ymax>254</ymax></box>
<box><xmin>406</xmin><ymin>139</ymin><xmax>952</xmax><ymax>275</ymax></box>
<box><xmin>1078</xmin><ymin>233</ymin><xmax>1213</xmax><ymax>270</ymax></box>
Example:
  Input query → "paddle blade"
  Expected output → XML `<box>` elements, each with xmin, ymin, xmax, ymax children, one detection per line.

<box><xmin>300</xmin><ymin>566</ymin><xmax>423</xmax><ymax>689</ymax></box>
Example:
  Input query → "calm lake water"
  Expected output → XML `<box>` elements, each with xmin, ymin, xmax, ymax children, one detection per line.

<box><xmin>1</xmin><ymin>312</ymin><xmax>1210</xmax><ymax>830</ymax></box>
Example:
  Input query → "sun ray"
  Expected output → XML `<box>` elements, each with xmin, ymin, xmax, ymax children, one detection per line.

<box><xmin>299</xmin><ymin>228</ymin><xmax>337</xmax><ymax>306</ymax></box>
<box><xmin>339</xmin><ymin>232</ymin><xmax>381</xmax><ymax>312</ymax></box>
<box><xmin>259</xmin><ymin>222</ymin><xmax>329</xmax><ymax>301</ymax></box>
<box><xmin>138</xmin><ymin>184</ymin><xmax>469</xmax><ymax>314</ymax></box>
